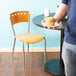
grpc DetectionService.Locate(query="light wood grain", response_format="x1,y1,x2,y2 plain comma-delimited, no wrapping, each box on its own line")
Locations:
0,52,60,76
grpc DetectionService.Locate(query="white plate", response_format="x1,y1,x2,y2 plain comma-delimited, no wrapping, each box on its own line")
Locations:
42,21,60,27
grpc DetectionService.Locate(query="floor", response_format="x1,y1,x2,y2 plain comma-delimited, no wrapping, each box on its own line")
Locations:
0,52,60,76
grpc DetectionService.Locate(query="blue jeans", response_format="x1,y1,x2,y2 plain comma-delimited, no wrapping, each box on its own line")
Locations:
62,41,76,76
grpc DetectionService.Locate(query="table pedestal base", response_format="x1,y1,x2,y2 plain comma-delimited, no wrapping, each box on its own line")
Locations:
44,59,61,75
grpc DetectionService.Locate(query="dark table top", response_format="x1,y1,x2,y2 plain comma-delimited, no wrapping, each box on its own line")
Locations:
32,13,65,75
32,13,67,30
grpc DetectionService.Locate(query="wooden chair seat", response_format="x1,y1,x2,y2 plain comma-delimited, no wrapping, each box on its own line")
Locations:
15,33,44,43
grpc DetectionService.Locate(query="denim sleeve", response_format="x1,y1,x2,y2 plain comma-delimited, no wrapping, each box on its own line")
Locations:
62,0,68,4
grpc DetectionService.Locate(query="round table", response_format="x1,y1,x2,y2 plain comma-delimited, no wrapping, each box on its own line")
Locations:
32,13,67,75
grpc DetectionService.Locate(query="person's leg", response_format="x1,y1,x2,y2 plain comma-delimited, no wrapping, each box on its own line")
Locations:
62,41,76,76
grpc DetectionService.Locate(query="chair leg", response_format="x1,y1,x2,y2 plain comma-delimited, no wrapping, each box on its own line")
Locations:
12,38,16,59
22,42,25,69
27,43,29,53
44,38,47,64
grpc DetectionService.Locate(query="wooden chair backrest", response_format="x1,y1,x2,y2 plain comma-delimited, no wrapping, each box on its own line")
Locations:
10,11,29,25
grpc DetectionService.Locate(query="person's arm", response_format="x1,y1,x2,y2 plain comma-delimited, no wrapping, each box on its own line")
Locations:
54,3,68,23
42,3,68,29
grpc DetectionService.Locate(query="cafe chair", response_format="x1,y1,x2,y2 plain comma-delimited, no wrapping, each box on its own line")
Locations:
10,11,46,68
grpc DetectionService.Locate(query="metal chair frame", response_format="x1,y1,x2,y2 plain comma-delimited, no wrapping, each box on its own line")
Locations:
10,11,47,68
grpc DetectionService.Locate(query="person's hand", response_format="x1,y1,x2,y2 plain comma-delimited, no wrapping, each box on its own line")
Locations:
46,25,59,29
42,17,59,29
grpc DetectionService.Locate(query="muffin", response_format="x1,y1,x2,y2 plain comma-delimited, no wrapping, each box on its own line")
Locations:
44,17,56,26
